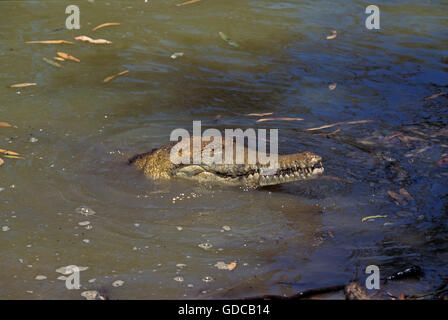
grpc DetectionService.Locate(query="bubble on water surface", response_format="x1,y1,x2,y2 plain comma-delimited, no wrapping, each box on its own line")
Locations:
75,206,96,216
112,280,124,287
198,243,213,250
202,276,214,283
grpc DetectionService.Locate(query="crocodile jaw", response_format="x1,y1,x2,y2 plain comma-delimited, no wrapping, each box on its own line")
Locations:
172,151,324,187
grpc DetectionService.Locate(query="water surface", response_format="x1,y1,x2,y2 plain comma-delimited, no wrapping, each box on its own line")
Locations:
0,0,447,299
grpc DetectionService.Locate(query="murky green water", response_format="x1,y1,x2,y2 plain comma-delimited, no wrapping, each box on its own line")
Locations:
1,0,447,299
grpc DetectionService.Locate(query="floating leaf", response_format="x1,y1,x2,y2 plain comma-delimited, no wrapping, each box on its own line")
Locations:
245,112,273,117
388,190,405,204
424,91,447,100
2,155,24,159
0,122,12,127
9,83,37,88
214,261,237,271
361,215,388,222
177,0,201,6
25,40,74,44
103,70,130,83
54,57,65,62
57,52,80,62
170,52,184,59
218,32,239,48
74,35,112,44
305,120,373,131
43,57,61,68
399,188,413,201
256,117,303,123
0,149,20,156
92,22,121,31
326,30,337,40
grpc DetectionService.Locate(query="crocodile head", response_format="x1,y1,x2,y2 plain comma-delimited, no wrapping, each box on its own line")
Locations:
129,138,324,187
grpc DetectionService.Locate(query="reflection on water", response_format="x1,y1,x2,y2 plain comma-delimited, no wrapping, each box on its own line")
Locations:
0,0,447,299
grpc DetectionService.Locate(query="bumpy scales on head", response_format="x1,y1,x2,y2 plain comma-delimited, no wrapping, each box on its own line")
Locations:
129,137,324,187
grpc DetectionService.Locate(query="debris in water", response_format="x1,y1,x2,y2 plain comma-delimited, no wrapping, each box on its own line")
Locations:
399,188,413,201
177,0,201,6
256,117,304,123
214,261,237,271
81,290,106,300
174,276,184,282
0,149,20,156
57,52,80,62
222,225,231,231
9,83,37,88
361,215,388,222
103,70,130,83
35,275,47,280
75,206,96,216
329,83,337,90
218,32,239,48
385,266,423,283
78,221,90,226
54,57,65,62
198,243,213,250
326,30,337,40
0,122,12,127
245,112,273,117
25,40,74,45
305,120,373,131
0,159,3,167
112,280,124,287
92,22,121,32
424,91,447,100
43,57,61,68
2,226,10,232
202,276,214,283
74,35,112,44
170,52,184,59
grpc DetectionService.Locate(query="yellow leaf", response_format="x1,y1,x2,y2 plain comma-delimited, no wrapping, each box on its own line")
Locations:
54,57,65,61
305,120,373,131
0,122,12,127
177,0,201,6
57,52,80,62
103,70,130,83
256,117,303,123
0,148,20,156
361,215,388,223
92,22,121,31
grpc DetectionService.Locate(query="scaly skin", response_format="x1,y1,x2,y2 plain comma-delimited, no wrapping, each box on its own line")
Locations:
129,138,324,187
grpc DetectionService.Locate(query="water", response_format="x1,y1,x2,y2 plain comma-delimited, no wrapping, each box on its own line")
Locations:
1,0,447,299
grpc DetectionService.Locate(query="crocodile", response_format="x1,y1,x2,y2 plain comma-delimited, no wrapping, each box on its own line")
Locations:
129,137,324,187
